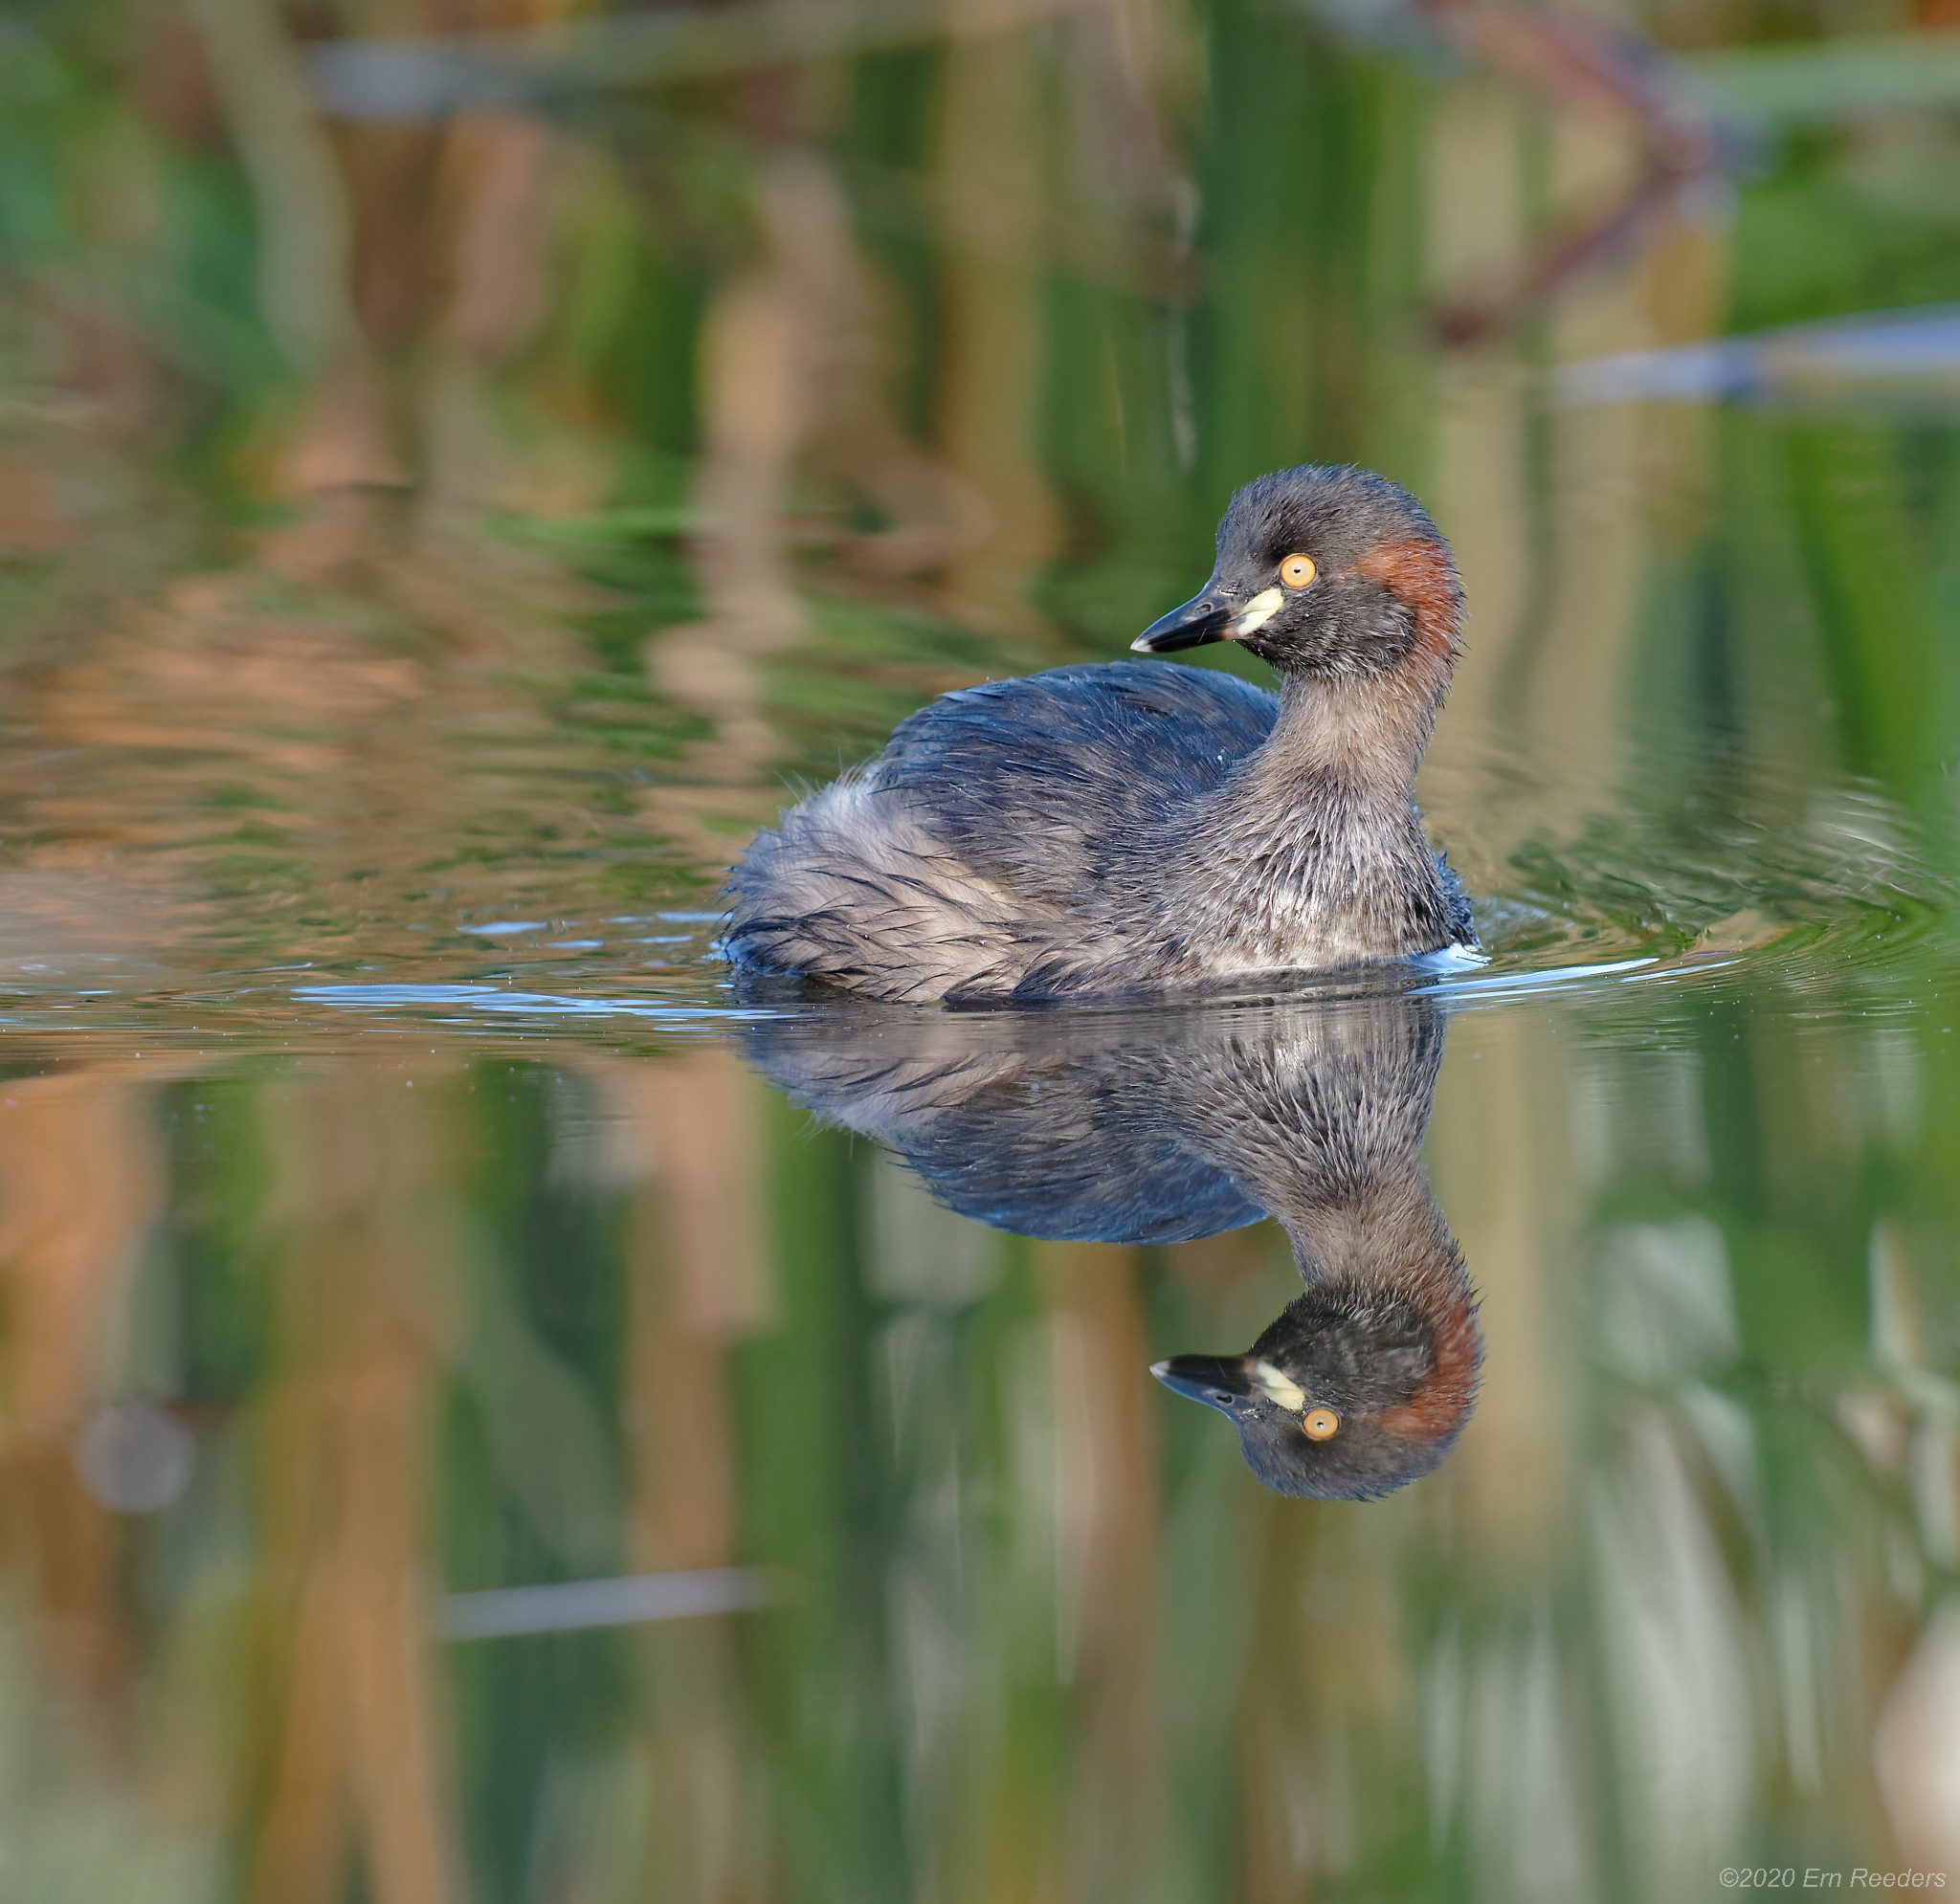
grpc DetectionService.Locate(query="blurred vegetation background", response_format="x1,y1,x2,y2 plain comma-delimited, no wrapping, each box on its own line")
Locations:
3,0,1960,1900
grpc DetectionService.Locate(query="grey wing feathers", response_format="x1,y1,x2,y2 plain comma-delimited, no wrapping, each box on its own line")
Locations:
722,770,1033,1001
1434,852,1477,946
876,662,1276,900
723,661,1279,1001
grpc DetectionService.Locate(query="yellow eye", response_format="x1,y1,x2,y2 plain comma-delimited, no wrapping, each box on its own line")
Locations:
1279,553,1317,588
1302,1407,1340,1442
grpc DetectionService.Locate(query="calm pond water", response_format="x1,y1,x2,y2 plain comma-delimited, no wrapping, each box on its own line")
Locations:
5,4,1960,1901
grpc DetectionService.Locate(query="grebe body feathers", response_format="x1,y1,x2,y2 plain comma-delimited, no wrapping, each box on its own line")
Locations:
724,465,1474,1004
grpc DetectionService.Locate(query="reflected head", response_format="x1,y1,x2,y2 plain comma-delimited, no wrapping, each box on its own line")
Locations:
1152,1279,1481,1500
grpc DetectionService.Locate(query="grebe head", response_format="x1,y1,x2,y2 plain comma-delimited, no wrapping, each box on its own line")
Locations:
1133,464,1463,693
1151,1273,1481,1500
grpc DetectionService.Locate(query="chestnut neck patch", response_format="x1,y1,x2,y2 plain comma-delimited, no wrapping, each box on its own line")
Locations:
1352,536,1464,668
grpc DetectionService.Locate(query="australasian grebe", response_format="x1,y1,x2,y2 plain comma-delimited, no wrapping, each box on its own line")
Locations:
742,993,1480,1498
724,464,1474,1004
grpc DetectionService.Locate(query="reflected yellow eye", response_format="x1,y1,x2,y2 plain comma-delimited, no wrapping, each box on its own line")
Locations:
1302,1407,1340,1441
1279,553,1317,588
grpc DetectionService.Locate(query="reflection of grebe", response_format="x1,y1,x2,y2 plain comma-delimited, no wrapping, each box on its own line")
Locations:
725,466,1474,1004
742,991,1480,1499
